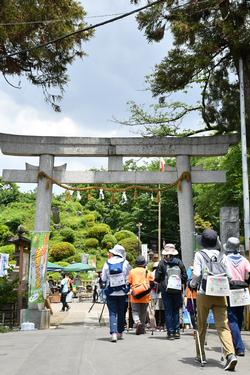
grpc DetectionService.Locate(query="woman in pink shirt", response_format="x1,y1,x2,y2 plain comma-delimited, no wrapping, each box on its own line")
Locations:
225,237,250,357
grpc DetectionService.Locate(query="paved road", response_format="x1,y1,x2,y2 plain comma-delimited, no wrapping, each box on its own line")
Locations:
0,300,249,375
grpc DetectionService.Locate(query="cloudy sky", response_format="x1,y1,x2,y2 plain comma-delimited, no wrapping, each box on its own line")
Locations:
0,0,198,192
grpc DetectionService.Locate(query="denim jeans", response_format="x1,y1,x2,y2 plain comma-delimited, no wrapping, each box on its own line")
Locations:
106,294,127,334
162,291,182,335
227,306,245,353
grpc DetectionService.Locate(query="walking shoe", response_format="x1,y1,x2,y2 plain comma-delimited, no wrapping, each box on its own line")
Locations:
110,333,117,342
136,322,144,335
66,306,70,311
166,333,175,340
236,351,245,357
195,357,207,365
224,354,237,371
117,333,123,340
174,332,180,339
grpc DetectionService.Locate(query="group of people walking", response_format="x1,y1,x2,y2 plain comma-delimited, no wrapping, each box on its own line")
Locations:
102,229,250,372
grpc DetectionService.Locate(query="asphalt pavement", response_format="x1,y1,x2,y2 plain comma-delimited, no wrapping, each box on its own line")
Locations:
0,300,249,375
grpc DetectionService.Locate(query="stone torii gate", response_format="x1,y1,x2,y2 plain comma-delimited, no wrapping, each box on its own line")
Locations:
0,132,238,268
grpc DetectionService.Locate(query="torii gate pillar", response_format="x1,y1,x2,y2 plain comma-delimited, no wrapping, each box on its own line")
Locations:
176,155,194,267
34,155,54,232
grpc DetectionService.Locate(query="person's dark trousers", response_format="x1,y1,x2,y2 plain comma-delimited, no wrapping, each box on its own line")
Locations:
227,306,245,354
61,292,69,311
106,295,127,334
155,310,165,328
162,291,182,335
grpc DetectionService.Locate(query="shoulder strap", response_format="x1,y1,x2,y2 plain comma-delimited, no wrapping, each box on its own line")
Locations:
200,250,212,263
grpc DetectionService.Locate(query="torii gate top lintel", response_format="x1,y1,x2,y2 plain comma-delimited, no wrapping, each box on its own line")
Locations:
0,132,240,268
0,133,239,157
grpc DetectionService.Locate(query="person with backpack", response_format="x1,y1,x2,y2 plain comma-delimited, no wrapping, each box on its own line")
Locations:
190,228,237,371
128,255,154,335
101,244,131,342
224,237,250,357
59,273,71,312
155,243,187,340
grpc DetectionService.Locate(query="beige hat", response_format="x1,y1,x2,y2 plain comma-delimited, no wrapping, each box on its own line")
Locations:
162,243,178,256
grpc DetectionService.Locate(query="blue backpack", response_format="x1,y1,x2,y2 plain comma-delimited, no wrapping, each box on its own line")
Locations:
105,260,126,296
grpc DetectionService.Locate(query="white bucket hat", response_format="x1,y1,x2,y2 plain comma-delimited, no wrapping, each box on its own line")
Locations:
223,237,240,253
109,244,125,257
162,243,178,256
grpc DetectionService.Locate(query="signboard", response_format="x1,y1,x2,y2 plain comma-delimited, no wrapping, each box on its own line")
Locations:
229,288,250,307
0,253,9,277
81,253,89,264
206,275,230,297
88,254,96,269
28,232,49,305
141,244,148,262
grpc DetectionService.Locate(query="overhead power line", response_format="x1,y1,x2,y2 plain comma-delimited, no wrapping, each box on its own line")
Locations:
0,0,220,61
1,0,166,59
0,13,127,26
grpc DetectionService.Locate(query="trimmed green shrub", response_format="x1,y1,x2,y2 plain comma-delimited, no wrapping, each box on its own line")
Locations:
4,216,24,233
0,225,12,245
0,244,15,256
84,238,99,248
82,212,97,224
101,234,117,249
66,253,82,263
86,223,111,240
0,277,18,305
114,230,137,242
59,227,75,243
49,242,76,261
118,237,139,265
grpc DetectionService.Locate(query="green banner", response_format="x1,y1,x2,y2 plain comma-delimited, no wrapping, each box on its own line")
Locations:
28,232,49,305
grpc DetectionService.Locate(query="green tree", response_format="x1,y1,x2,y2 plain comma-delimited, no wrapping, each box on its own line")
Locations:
0,178,20,206
129,1,250,145
0,1,94,110
193,145,246,231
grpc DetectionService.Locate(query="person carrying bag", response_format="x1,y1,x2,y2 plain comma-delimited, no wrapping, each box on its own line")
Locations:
224,237,250,357
128,255,154,335
190,229,238,371
155,243,187,340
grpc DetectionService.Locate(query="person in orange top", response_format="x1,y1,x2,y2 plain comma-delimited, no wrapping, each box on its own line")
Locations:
128,255,154,335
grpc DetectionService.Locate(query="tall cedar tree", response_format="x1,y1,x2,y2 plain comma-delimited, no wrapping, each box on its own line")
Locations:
0,0,93,111
130,0,250,146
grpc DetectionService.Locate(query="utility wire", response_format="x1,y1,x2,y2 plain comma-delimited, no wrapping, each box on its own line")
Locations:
0,0,217,27
1,0,166,59
0,0,224,63
0,13,126,26
1,0,215,60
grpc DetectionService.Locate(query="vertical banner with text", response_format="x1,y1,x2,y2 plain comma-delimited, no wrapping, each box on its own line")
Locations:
28,232,49,305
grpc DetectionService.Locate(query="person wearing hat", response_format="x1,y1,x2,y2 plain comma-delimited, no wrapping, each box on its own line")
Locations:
128,255,154,335
101,244,131,342
190,229,237,371
224,237,250,357
151,262,165,330
154,243,187,340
